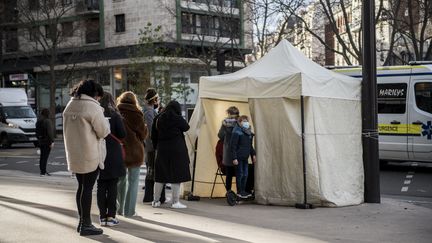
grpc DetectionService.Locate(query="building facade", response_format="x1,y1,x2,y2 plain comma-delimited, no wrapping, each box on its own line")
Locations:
0,0,252,114
288,0,429,67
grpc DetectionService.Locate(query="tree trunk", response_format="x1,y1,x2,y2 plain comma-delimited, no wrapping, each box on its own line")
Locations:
49,59,57,138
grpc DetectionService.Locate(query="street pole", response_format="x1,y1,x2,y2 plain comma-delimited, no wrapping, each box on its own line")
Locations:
362,0,380,203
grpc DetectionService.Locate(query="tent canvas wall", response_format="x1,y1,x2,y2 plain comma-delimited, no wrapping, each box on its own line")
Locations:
185,40,364,207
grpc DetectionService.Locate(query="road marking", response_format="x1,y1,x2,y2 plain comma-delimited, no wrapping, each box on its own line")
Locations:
34,163,39,166
406,175,413,179
55,156,65,159
404,180,411,185
411,162,418,167
408,171,415,175
0,164,7,167
401,187,409,192
16,161,29,164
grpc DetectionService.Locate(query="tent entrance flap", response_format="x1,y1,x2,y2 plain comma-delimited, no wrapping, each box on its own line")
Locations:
191,99,252,197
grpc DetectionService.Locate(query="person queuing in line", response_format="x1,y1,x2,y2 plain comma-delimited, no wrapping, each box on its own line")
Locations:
116,91,148,217
35,108,54,177
230,115,256,198
151,100,191,209
217,106,240,192
142,88,166,204
97,91,127,227
63,80,110,236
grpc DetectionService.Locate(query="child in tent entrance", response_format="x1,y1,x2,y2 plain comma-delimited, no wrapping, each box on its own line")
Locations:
230,115,256,198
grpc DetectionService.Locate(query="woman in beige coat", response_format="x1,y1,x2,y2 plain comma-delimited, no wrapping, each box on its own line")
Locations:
63,80,110,236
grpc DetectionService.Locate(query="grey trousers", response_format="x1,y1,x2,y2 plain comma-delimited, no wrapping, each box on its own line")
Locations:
154,182,181,203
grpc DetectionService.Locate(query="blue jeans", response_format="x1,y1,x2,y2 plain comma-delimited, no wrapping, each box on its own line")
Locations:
117,167,140,216
235,159,249,194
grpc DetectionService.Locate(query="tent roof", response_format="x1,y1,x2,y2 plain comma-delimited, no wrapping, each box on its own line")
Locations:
199,40,361,101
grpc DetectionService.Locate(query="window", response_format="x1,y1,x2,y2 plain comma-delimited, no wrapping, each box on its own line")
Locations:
172,77,188,83
43,0,55,8
115,14,125,33
377,83,407,114
182,12,196,34
61,22,74,37
181,12,240,38
85,18,100,43
45,24,57,39
415,82,432,114
86,0,99,10
29,0,40,10
5,28,18,52
29,26,39,41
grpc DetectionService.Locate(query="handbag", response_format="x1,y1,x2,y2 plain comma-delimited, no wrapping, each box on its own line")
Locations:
109,134,126,160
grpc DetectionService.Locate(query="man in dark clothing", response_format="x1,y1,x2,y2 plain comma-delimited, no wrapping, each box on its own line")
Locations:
217,106,240,191
36,108,54,176
142,88,166,203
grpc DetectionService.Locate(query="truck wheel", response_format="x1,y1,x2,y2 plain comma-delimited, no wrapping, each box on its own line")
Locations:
0,134,11,148
379,160,389,169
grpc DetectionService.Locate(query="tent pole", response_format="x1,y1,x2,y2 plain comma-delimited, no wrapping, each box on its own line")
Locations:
187,138,200,201
295,95,313,209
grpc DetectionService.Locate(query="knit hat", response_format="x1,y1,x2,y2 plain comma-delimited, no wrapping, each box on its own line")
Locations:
145,88,158,102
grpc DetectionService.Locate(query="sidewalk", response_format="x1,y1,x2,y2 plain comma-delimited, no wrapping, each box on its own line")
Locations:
0,170,431,243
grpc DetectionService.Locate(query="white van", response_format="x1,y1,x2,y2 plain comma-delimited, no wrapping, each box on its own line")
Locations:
0,88,38,148
334,64,432,163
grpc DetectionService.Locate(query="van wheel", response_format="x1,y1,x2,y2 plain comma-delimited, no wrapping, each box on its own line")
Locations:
380,160,389,169
0,134,11,148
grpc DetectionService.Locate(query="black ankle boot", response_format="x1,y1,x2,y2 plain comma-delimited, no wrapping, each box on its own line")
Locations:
76,221,81,233
80,224,103,236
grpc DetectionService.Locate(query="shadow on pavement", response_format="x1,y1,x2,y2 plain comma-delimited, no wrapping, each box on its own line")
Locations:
0,195,244,243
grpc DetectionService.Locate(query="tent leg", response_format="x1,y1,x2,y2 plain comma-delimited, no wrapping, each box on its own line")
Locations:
187,138,200,201
295,96,314,209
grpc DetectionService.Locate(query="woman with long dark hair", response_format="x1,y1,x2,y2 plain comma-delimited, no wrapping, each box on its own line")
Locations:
97,91,126,226
63,80,110,236
152,100,191,209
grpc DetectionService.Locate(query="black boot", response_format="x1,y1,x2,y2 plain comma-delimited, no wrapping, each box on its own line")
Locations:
80,224,103,236
76,221,81,233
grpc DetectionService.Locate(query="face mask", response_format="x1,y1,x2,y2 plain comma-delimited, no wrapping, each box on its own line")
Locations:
242,121,250,129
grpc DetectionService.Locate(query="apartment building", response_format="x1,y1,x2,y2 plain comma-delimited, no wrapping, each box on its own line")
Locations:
288,0,428,67
0,0,252,111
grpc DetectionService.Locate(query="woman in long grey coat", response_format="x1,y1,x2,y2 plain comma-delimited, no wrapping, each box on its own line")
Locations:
151,100,191,209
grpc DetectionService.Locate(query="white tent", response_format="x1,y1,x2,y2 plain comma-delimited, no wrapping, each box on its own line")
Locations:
185,40,364,207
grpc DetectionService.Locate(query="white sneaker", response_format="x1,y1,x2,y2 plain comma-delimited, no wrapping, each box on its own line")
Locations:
171,202,187,209
152,201,161,208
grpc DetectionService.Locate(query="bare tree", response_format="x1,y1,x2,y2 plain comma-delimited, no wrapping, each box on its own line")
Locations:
159,0,249,75
279,0,385,65
10,0,96,131
383,0,432,64
246,0,303,59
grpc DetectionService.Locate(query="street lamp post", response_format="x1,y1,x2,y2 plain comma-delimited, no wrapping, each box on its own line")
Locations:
362,0,380,203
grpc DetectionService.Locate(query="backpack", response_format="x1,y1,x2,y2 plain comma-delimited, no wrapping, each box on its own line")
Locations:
215,139,225,174
35,119,44,140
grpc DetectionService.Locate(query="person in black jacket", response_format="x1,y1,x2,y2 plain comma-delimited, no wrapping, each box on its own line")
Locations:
151,100,191,209
230,115,256,198
142,88,165,204
217,106,240,191
36,108,54,176
97,92,126,227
